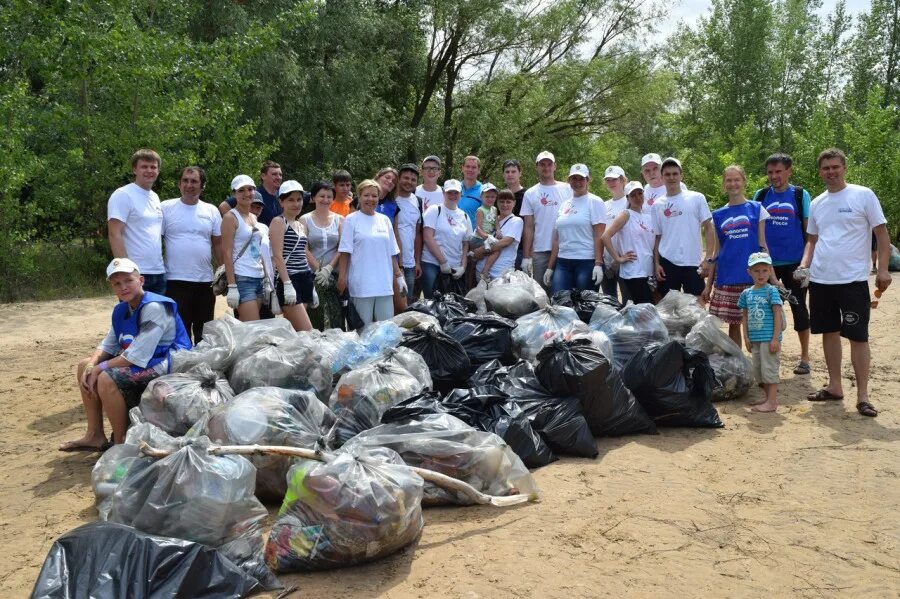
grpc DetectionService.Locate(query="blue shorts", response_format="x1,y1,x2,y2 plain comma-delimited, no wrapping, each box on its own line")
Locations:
234,275,264,304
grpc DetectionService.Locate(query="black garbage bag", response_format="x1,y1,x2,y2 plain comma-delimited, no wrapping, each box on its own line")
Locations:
380,390,452,424
31,522,260,599
444,313,517,367
107,441,278,589
400,326,471,392
470,360,597,458
442,387,557,468
406,292,474,326
622,341,723,428
551,289,621,323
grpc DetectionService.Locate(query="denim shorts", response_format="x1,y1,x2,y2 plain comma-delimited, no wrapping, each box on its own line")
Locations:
234,275,264,304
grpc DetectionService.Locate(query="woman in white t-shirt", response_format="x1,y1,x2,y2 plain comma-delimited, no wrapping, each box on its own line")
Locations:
420,179,472,298
337,179,406,327
222,175,266,322
545,164,607,294
601,182,657,304
477,189,523,280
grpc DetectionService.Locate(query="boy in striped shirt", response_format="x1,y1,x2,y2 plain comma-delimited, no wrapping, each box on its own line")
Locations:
737,252,784,413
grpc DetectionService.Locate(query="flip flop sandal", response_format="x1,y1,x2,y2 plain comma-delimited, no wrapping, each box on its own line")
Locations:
856,402,878,417
793,361,811,375
807,389,844,401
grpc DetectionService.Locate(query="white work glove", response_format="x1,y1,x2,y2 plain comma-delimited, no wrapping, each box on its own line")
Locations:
226,284,240,309
315,264,332,286
793,266,811,289
451,264,465,279
543,268,554,287
282,281,297,305
484,235,499,252
311,287,320,308
521,257,533,276
396,275,408,296
439,262,452,275
592,265,603,286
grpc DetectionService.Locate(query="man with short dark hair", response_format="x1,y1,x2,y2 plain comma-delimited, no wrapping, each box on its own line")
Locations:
520,151,572,288
160,167,222,343
331,170,353,216
502,159,525,215
396,163,423,302
797,148,891,417
218,160,284,225
752,153,813,374
107,149,167,294
651,157,715,297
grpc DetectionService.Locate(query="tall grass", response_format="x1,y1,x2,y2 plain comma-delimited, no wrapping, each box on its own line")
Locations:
0,240,110,302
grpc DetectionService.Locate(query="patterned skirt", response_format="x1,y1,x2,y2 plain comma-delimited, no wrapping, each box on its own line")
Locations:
709,284,750,324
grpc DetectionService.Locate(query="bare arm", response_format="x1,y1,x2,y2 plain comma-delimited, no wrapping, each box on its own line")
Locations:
414,221,423,276
108,219,127,258
601,211,628,262
475,210,488,238
874,224,892,292
336,252,350,295
701,218,716,262
653,234,666,280
218,201,232,217
211,235,223,267
522,215,535,258
327,217,344,270
269,218,291,283
592,223,606,265
220,212,238,285
547,229,559,270
799,233,818,269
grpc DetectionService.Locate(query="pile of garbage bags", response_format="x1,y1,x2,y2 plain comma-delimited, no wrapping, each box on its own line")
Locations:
199,387,334,501
407,292,474,326
229,334,332,401
343,414,538,506
551,289,621,323
107,440,278,589
512,305,589,362
593,303,669,369
265,446,424,572
655,290,708,339
686,315,753,401
138,364,234,435
444,313,517,367
400,326,471,392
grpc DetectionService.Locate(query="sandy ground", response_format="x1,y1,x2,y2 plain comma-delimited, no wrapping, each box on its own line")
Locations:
1,280,898,598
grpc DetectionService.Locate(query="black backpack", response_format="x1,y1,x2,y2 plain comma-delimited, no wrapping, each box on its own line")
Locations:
753,185,806,242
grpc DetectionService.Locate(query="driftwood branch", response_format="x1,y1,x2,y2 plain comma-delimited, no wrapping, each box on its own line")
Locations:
139,442,539,508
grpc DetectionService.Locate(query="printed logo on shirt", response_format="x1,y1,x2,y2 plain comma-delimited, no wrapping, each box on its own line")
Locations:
638,220,653,233
720,215,751,240
662,204,683,218
838,207,853,214
765,201,795,227
539,194,559,207
559,202,577,216
446,214,461,227
118,333,135,349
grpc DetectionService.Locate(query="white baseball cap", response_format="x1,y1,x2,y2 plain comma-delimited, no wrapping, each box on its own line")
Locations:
604,165,626,179
624,181,643,196
106,257,140,280
661,156,682,171
230,174,255,191
481,183,498,194
568,164,590,178
278,180,304,197
535,151,555,164
641,153,663,167
443,179,462,193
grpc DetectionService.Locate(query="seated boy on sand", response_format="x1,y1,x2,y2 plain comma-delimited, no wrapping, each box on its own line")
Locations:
59,258,191,452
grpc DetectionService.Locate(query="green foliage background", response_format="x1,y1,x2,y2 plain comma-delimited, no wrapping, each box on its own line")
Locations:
0,0,897,300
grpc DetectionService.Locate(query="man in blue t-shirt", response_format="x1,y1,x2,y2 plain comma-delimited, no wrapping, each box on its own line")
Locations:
753,153,812,375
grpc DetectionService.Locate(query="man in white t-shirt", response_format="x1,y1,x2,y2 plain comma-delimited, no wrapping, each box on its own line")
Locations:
651,157,715,297
160,166,223,343
520,150,572,289
107,149,166,294
641,152,686,207
415,155,444,213
797,148,891,417
396,163,423,302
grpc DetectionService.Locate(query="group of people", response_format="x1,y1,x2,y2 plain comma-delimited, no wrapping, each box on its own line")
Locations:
59,145,893,452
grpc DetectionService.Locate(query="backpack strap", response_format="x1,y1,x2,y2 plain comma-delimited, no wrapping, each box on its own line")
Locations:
793,186,807,242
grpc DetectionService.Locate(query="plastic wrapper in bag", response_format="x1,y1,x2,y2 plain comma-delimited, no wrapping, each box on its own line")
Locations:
465,279,489,314
366,346,433,390
31,522,260,599
391,311,442,332
551,289,621,323
444,313,517,367
484,284,540,319
359,321,403,355
265,446,424,572
709,353,753,401
107,440,278,589
91,423,180,520
622,341,723,428
512,305,588,362
202,387,334,502
656,290,708,337
138,364,234,435
343,413,539,505
685,314,742,357
399,326,471,392
588,302,620,329
327,361,427,447
595,303,669,369
471,360,597,458
170,313,240,373
406,292,475,326
314,329,366,375
229,333,332,402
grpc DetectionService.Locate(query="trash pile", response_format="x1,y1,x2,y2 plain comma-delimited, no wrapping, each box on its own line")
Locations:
37,284,756,595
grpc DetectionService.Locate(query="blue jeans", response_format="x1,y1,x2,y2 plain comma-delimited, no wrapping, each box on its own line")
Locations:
551,258,596,295
234,275,264,304
142,273,167,295
403,266,417,303
420,262,441,300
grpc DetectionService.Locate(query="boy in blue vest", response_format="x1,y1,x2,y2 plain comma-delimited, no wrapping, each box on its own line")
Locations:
59,258,191,452
737,252,784,413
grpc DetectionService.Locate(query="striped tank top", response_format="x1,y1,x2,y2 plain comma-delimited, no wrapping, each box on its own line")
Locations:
281,216,310,274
